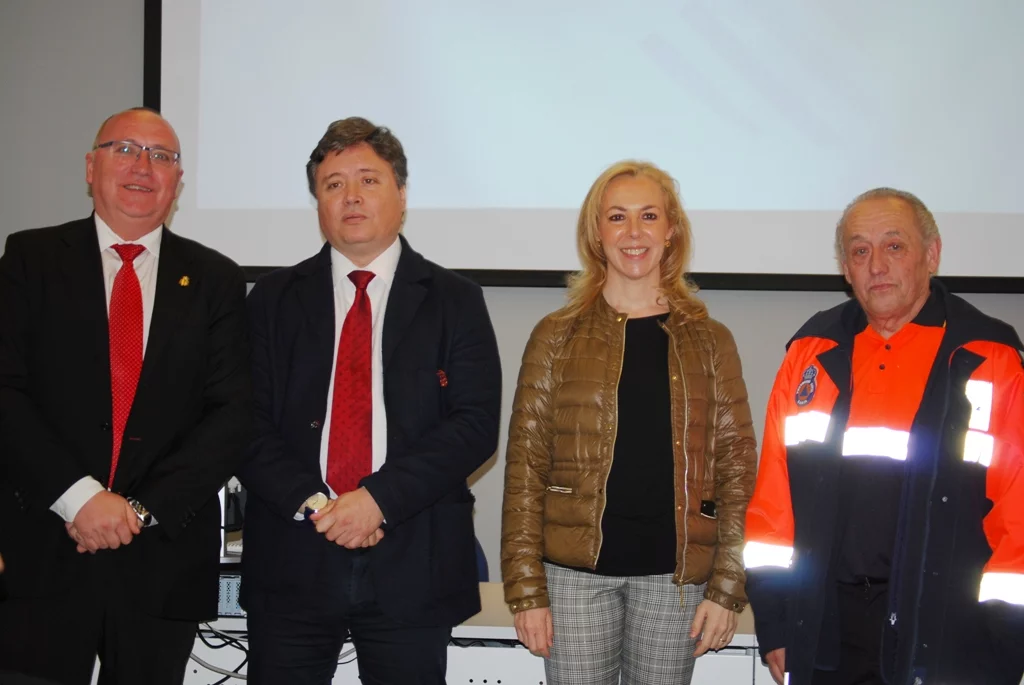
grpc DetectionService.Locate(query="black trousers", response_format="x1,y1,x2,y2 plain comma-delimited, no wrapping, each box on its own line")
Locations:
246,552,451,685
0,558,196,685
812,581,889,685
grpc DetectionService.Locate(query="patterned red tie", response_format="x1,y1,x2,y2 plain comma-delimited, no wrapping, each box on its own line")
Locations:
107,244,146,488
326,270,375,495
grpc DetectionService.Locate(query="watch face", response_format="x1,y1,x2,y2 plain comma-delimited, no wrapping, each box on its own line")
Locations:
307,493,329,512
129,500,150,526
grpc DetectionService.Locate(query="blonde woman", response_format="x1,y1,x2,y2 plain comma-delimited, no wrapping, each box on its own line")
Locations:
501,161,757,684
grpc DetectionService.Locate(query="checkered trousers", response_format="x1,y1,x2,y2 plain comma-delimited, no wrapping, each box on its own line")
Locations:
543,562,706,685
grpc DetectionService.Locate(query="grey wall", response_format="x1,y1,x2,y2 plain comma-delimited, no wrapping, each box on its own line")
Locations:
0,0,145,242
3,0,1021,580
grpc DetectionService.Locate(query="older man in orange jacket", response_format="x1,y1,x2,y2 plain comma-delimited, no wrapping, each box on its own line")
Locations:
744,188,1024,685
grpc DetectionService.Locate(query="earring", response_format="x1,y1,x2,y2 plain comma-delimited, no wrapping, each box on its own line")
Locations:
664,239,671,248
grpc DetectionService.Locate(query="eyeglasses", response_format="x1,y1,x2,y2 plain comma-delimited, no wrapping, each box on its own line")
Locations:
94,140,181,168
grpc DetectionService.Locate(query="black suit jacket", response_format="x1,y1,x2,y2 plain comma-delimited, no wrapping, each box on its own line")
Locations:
0,216,252,620
238,237,501,627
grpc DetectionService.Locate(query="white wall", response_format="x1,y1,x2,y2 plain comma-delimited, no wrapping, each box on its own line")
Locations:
2,0,1021,581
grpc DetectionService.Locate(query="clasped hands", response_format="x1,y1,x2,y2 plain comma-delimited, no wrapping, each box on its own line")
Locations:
66,487,388,553
309,487,385,549
65,491,142,554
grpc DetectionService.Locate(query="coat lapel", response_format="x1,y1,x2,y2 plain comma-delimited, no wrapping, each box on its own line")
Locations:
57,217,111,403
295,242,336,388
382,236,431,370
137,229,194,390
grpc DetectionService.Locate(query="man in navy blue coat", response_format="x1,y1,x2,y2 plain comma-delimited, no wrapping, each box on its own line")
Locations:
238,117,502,684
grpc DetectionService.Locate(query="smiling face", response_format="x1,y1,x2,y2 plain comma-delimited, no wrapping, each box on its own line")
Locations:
598,175,673,287
314,142,406,267
85,110,182,240
841,196,940,331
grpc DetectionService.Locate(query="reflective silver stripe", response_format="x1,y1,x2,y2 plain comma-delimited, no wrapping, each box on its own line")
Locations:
841,426,910,461
783,411,831,445
743,541,794,569
979,572,1024,605
963,429,994,467
962,380,995,467
965,380,993,431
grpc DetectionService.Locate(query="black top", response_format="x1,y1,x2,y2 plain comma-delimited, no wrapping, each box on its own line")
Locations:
592,313,678,576
835,293,946,584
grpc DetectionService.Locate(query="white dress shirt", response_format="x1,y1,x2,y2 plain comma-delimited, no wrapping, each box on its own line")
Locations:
319,237,402,498
49,215,163,523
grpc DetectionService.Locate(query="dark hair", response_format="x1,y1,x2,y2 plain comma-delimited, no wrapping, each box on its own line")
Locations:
306,117,408,196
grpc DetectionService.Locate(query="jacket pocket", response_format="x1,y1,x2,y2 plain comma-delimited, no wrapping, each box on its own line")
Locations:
542,487,584,531
688,510,719,546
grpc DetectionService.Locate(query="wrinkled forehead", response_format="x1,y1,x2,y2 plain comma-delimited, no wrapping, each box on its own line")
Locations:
844,197,919,242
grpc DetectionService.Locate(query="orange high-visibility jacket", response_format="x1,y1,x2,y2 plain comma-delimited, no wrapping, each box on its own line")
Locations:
743,282,1024,685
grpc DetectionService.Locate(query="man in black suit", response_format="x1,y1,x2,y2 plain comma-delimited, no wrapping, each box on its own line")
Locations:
0,107,252,684
238,117,501,684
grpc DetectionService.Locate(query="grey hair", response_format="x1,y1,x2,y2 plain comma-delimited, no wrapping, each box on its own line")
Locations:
834,187,940,265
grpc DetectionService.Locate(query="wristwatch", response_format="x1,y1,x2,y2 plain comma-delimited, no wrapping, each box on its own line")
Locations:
126,498,152,527
297,492,329,521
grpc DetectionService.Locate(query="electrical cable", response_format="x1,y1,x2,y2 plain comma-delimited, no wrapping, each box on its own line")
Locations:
188,652,248,681
191,624,249,681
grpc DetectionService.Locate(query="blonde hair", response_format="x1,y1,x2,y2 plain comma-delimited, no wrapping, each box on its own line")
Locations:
562,160,707,321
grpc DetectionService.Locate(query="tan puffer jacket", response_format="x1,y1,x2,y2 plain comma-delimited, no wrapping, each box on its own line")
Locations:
501,296,757,614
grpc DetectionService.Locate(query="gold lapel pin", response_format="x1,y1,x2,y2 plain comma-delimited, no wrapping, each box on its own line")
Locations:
179,276,190,287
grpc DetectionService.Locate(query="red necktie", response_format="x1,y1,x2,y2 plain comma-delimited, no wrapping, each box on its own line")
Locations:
326,270,375,495
108,244,146,488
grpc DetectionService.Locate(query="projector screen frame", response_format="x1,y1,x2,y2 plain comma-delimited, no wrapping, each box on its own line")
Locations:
144,0,1023,293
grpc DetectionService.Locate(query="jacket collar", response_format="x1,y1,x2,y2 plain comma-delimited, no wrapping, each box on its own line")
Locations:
788,278,1023,354
589,291,707,333
291,234,433,369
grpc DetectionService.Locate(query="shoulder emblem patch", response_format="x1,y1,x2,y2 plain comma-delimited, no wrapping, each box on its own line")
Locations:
795,364,818,406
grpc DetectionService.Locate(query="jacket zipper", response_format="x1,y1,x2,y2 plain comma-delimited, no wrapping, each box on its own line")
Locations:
886,346,959,661
594,313,628,565
671,326,692,594
661,322,684,592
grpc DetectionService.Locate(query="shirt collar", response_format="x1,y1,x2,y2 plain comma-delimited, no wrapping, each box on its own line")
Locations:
853,284,946,337
94,214,163,259
330,236,402,291
909,288,945,328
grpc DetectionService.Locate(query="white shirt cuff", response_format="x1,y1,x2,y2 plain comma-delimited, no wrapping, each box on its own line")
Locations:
50,477,106,523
